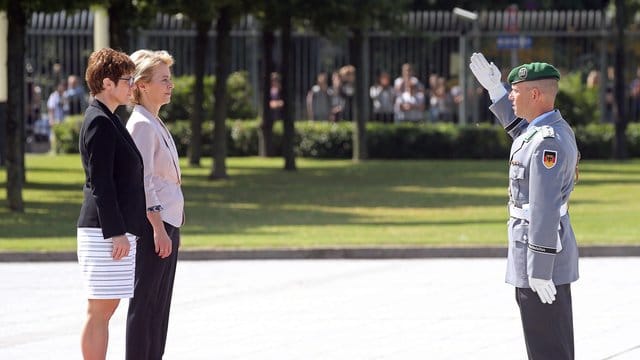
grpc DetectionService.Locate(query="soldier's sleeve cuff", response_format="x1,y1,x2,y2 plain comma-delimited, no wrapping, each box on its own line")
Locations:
505,117,523,132
528,243,557,254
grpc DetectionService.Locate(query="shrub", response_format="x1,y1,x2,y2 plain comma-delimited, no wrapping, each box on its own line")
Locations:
227,71,258,119
626,123,640,156
556,72,600,126
367,123,458,159
160,75,214,122
52,115,83,154
573,123,614,159
160,71,257,122
295,122,352,158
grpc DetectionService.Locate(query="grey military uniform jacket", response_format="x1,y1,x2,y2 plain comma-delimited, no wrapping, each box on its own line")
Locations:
490,95,579,288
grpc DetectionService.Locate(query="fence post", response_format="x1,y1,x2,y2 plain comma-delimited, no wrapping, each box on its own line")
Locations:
92,5,109,50
599,10,608,123
453,7,479,125
471,19,480,124
0,11,7,166
458,31,467,125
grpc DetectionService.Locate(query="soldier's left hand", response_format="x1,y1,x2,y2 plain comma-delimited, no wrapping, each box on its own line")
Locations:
529,277,557,304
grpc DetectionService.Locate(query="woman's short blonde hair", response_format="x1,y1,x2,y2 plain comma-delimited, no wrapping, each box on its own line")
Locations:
130,50,174,105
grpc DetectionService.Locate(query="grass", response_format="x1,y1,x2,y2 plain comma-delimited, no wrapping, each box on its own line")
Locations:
0,154,639,252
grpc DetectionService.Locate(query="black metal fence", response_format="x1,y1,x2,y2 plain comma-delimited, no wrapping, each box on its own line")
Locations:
24,9,640,123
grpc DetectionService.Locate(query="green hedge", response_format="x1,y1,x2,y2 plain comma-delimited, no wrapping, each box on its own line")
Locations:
165,120,640,160
53,117,640,160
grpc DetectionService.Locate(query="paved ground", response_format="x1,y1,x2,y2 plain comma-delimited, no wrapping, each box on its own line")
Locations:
1,257,638,359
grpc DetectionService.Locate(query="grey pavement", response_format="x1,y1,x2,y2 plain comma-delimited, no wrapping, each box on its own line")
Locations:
0,257,638,359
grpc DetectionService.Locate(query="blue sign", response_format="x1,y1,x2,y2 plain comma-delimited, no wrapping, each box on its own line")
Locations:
496,36,533,49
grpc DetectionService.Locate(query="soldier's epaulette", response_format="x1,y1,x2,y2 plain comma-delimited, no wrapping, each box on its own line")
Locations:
540,125,555,138
524,128,539,142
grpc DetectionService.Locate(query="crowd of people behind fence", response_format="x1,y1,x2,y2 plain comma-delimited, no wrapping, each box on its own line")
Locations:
26,72,88,144
307,63,461,124
25,61,640,149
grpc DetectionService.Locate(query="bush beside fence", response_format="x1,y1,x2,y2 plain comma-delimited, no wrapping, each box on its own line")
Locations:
53,117,640,160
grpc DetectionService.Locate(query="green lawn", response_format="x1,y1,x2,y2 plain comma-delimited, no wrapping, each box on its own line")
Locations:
1,154,639,252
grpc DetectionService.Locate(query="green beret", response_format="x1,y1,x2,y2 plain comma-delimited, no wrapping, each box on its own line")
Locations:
507,62,560,84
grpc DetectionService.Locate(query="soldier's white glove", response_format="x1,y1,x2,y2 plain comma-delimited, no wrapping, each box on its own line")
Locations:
469,52,508,102
529,277,557,304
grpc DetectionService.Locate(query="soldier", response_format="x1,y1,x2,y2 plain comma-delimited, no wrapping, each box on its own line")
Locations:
470,53,579,360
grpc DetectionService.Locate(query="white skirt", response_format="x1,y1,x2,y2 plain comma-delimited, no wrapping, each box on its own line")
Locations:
77,227,137,299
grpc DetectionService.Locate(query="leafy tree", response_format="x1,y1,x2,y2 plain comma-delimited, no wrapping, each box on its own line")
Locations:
252,0,278,158
155,0,217,167
0,0,90,212
100,0,157,120
280,2,297,170
252,0,303,170
210,3,248,179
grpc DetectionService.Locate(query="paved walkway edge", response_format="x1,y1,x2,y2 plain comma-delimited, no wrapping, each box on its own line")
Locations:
1,245,639,262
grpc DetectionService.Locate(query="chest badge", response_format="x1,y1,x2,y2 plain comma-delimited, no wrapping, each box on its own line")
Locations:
543,150,558,169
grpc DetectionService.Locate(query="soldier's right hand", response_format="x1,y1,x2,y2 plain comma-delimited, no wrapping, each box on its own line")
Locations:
469,53,507,101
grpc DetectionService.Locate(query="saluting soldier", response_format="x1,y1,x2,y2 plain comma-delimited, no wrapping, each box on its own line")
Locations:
470,53,580,360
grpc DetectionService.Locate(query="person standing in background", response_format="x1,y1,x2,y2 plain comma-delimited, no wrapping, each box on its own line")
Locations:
394,63,423,94
330,71,346,121
125,49,184,360
306,72,332,121
269,72,284,121
369,71,395,123
394,81,425,123
47,81,66,126
64,74,88,116
338,65,356,120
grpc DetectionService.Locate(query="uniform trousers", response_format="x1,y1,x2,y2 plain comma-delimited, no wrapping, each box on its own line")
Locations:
515,284,574,360
126,222,180,360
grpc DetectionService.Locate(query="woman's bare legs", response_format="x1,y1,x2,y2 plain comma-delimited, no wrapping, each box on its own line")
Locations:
81,299,120,360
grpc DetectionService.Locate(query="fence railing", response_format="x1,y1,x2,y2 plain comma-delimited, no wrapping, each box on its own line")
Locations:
25,9,640,124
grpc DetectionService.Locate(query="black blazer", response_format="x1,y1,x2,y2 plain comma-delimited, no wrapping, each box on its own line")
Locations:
77,100,150,239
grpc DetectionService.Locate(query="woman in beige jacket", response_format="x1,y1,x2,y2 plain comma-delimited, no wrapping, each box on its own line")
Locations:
125,50,184,360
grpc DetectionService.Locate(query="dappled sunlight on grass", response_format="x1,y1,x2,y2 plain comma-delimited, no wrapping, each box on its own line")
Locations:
1,155,639,250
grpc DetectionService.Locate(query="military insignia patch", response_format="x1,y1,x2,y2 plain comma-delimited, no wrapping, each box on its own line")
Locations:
543,150,557,169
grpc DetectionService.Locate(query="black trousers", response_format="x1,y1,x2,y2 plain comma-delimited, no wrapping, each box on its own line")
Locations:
515,284,574,360
126,222,180,360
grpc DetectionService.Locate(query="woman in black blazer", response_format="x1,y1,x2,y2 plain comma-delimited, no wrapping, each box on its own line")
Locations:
76,48,149,360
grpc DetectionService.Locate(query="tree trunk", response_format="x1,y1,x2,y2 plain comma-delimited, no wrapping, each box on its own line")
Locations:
108,0,133,122
107,0,132,52
613,0,627,159
281,13,296,171
259,28,276,157
189,20,211,167
350,28,368,161
6,1,26,212
209,7,232,180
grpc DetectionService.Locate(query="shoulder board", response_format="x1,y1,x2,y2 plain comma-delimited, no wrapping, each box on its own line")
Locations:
524,127,539,142
541,125,555,138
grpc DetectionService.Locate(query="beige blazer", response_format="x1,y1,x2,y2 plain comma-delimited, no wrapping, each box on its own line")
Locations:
126,105,184,228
